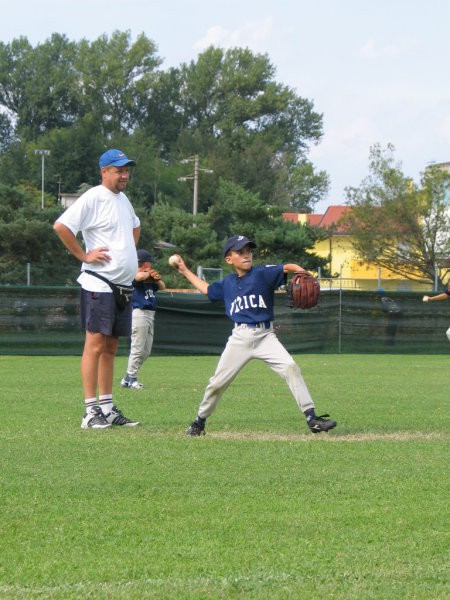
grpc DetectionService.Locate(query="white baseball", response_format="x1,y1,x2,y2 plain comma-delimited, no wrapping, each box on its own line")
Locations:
422,296,429,302
168,254,180,268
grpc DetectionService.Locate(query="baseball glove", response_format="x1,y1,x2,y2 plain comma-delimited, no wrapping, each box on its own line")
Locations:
287,271,320,309
144,268,161,282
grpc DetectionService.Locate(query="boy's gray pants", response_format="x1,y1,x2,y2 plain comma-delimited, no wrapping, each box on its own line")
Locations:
126,308,155,377
197,323,314,419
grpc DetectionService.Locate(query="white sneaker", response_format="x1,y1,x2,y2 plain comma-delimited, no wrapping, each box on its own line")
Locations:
121,378,144,389
129,380,144,389
81,406,111,429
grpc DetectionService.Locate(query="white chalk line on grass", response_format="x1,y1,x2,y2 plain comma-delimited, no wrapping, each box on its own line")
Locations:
134,430,448,443
0,573,299,597
4,430,447,444
208,430,448,443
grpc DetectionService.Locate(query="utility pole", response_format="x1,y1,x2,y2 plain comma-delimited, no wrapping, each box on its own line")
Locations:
34,149,51,209
178,154,213,226
56,176,63,203
193,154,199,217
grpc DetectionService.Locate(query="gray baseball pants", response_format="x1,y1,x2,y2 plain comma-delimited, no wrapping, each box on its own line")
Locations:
126,308,155,378
197,323,315,419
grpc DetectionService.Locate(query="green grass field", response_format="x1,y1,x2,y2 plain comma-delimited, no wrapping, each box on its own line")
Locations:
0,354,448,599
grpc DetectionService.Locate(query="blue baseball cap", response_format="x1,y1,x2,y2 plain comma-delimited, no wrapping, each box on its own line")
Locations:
223,235,256,256
99,148,136,168
137,249,155,263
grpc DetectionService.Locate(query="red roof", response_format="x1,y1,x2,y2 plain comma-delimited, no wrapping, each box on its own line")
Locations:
306,214,323,227
283,212,299,223
283,205,351,234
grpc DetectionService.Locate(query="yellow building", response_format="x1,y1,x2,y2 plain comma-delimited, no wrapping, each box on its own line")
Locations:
283,206,429,291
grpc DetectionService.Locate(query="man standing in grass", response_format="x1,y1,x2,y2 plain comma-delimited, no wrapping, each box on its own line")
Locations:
53,149,141,429
172,235,337,436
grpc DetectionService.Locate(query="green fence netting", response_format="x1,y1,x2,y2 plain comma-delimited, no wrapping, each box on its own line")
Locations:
0,286,448,355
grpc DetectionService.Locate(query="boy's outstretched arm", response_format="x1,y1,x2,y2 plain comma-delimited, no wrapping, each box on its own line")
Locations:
173,255,209,295
283,263,309,274
423,292,448,302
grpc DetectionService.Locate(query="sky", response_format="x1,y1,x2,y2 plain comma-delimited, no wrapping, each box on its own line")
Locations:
2,0,449,213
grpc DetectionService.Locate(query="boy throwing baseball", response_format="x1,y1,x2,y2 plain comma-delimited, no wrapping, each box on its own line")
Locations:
172,234,337,436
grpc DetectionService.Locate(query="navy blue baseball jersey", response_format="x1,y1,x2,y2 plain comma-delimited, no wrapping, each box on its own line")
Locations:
132,281,159,310
207,264,286,323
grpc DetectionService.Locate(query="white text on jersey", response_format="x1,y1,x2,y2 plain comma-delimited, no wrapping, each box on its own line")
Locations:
230,294,267,314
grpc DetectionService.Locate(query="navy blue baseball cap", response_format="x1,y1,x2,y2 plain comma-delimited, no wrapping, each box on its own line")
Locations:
223,235,256,256
99,148,136,168
137,249,155,263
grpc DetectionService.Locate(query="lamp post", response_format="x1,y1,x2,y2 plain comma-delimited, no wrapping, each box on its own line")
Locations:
178,154,213,225
34,149,51,209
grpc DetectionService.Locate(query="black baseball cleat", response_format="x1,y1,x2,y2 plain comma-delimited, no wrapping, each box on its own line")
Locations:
105,406,140,427
307,414,337,433
81,406,111,429
187,421,206,436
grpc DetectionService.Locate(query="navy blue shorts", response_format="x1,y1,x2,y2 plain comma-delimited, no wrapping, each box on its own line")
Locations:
80,289,132,337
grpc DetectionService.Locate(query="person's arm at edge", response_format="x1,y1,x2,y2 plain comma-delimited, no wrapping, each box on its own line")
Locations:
423,292,448,302
134,267,166,290
174,255,209,295
53,221,110,264
133,226,141,247
283,263,309,275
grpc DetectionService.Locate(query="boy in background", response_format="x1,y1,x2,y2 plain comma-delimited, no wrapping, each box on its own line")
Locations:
121,249,166,389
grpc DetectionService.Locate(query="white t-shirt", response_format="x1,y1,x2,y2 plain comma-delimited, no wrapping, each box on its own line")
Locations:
56,184,141,292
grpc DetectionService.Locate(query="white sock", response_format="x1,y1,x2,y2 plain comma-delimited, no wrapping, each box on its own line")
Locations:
99,395,113,415
84,397,97,412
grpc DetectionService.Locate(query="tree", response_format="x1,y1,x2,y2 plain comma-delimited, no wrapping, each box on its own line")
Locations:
76,31,161,137
0,111,13,152
206,180,330,271
136,67,185,151
0,31,161,143
0,34,79,140
284,158,330,212
175,46,328,210
343,144,450,286
0,182,79,284
149,179,330,283
0,34,329,215
0,32,333,285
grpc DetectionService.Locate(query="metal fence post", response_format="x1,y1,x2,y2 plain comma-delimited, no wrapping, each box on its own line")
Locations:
338,273,342,353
